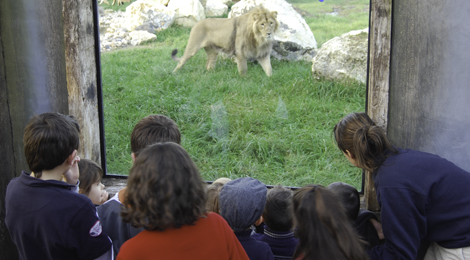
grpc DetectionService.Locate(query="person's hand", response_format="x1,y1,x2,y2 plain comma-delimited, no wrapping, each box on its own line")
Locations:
99,183,109,205
370,218,385,240
64,155,80,185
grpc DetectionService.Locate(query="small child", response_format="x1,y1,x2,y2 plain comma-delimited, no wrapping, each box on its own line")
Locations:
219,177,274,260
327,181,384,250
252,185,298,259
116,142,249,260
292,185,368,260
5,112,112,259
78,159,109,205
205,177,231,214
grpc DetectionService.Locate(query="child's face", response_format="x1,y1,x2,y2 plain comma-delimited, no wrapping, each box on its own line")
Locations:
87,181,106,205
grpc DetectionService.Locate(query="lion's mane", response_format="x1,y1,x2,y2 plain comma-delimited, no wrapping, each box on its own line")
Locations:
172,6,280,77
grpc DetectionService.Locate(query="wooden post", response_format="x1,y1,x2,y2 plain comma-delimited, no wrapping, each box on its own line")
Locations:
63,0,102,164
365,0,393,211
0,29,19,260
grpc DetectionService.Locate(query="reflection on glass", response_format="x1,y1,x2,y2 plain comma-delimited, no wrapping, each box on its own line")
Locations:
100,0,370,190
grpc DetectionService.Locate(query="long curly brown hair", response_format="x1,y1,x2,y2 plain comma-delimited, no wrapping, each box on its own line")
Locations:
121,142,207,231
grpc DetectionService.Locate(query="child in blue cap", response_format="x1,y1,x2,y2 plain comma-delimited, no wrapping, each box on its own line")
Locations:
219,177,274,260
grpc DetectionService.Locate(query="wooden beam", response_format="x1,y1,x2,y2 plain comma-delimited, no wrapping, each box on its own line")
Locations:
365,0,392,211
63,0,102,164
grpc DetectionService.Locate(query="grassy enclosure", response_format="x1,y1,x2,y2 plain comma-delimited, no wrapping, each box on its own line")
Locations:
100,0,369,189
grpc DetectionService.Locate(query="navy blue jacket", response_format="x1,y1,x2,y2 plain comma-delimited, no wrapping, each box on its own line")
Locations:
5,171,112,260
97,193,143,258
355,209,384,250
236,230,274,260
369,148,470,260
252,225,298,258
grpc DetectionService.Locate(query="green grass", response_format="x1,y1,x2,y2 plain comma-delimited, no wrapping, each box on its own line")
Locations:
290,0,370,47
101,1,369,190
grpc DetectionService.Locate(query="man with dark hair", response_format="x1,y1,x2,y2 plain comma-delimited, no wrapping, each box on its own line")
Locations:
5,113,112,260
98,114,181,257
253,185,298,259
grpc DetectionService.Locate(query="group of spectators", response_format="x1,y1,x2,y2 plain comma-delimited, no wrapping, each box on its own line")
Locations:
4,112,470,260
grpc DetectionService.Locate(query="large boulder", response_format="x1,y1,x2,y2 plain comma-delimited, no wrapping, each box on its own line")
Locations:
129,30,157,46
168,0,206,27
229,0,317,61
205,0,228,17
311,28,369,84
150,0,170,5
126,0,175,33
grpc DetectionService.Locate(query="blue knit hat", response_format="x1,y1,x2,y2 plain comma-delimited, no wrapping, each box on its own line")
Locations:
219,177,267,232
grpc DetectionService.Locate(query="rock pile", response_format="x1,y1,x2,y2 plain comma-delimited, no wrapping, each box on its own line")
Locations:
99,10,159,52
98,0,175,52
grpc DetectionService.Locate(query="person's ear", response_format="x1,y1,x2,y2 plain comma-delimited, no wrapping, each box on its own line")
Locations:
131,153,136,162
66,150,78,165
255,216,263,226
345,150,355,159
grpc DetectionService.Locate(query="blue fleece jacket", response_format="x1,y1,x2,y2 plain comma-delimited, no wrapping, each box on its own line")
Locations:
369,148,470,260
252,225,298,258
5,171,112,260
236,230,274,260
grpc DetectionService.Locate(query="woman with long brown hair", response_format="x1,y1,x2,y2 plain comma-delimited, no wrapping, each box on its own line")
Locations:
334,112,470,260
292,185,368,260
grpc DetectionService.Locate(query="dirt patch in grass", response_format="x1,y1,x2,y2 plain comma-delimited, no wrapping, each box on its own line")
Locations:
293,6,313,18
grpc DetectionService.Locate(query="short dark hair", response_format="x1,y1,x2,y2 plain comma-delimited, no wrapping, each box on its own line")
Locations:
327,182,360,221
78,159,103,195
130,115,181,157
23,113,80,175
263,185,294,232
121,142,206,231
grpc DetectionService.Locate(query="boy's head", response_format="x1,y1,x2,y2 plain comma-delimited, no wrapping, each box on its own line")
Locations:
205,178,232,214
23,113,80,174
263,185,294,232
327,182,360,221
130,114,181,158
219,177,267,232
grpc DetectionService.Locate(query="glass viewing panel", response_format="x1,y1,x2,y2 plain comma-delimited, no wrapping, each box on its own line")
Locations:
99,0,370,191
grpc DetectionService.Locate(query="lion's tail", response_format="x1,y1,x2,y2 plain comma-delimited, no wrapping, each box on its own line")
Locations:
171,49,180,62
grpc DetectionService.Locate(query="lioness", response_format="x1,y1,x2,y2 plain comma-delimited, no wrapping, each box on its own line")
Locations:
172,6,279,77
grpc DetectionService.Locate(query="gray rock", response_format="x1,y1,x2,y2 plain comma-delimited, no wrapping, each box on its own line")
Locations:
311,28,368,83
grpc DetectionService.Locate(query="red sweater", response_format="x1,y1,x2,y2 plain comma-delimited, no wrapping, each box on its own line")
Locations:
117,213,249,260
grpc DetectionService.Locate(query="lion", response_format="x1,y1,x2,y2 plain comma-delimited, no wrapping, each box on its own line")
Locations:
171,6,279,77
